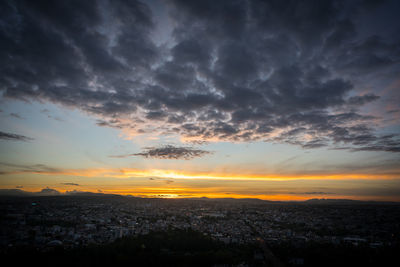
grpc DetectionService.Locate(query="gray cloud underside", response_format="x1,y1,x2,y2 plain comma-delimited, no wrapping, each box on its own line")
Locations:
0,131,33,141
1,0,400,151
112,145,212,160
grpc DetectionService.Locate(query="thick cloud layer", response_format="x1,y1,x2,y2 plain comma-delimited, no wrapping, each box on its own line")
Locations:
1,0,400,151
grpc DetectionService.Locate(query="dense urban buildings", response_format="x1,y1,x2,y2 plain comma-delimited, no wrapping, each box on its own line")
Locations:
1,195,399,266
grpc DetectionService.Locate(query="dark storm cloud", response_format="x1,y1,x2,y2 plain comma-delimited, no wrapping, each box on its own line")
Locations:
1,0,399,152
112,145,212,160
0,131,33,141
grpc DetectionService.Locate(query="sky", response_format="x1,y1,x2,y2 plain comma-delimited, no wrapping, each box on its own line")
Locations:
0,0,400,201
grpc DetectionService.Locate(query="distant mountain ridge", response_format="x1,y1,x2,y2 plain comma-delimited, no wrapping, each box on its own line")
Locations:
0,188,118,197
0,188,398,204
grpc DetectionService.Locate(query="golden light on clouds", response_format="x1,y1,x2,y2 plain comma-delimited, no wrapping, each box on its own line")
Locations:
2,165,399,202
2,166,399,181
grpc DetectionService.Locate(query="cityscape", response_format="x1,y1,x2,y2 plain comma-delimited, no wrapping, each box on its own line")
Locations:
1,193,399,266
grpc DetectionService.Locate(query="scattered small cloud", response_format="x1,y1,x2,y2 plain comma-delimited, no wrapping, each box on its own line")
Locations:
50,116,64,122
0,162,61,174
347,94,380,106
111,145,212,160
40,108,64,121
184,140,210,145
61,182,80,186
9,113,24,119
387,109,400,114
0,131,33,141
147,177,174,184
